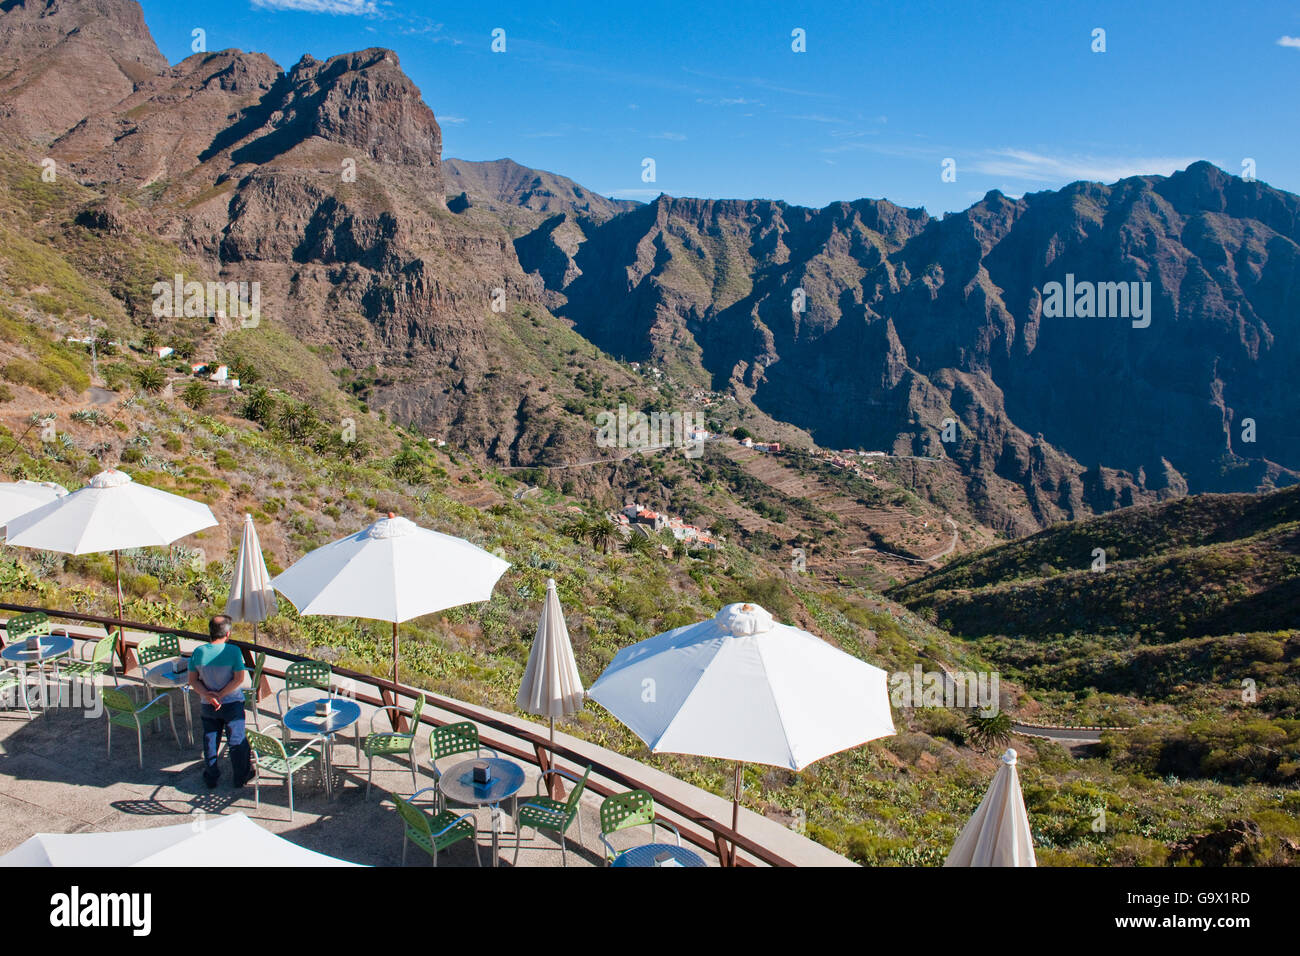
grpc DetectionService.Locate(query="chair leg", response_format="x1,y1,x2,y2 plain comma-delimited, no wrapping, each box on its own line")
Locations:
136,724,144,769
513,821,526,866
168,709,181,750
287,773,294,822
561,833,567,868
409,753,417,791
366,755,373,799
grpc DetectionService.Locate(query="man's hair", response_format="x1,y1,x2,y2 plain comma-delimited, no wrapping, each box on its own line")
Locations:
209,615,233,641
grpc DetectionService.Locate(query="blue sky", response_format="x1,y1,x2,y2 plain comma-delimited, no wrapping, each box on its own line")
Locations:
138,0,1300,215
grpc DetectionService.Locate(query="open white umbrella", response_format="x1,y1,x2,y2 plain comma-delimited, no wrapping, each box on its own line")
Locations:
270,514,510,686
0,812,359,866
944,747,1037,867
4,468,217,657
517,578,585,770
0,480,67,531
588,602,895,859
225,513,277,643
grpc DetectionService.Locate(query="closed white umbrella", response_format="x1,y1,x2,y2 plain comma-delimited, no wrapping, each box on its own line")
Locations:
517,578,585,768
0,812,359,866
0,480,67,531
588,602,895,859
270,514,510,685
4,468,217,657
225,514,277,642
944,747,1037,867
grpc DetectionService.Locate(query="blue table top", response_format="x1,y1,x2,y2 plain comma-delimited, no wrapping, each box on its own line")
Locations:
284,697,361,736
1,634,74,663
438,757,526,806
612,843,706,868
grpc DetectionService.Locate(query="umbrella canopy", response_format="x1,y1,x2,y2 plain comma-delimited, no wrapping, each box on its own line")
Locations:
944,748,1037,867
0,812,359,866
0,480,67,531
588,602,895,771
225,513,277,627
4,469,216,554
3,468,217,656
270,514,510,684
517,578,585,719
518,578,585,775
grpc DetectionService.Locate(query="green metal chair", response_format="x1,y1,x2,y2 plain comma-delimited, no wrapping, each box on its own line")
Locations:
102,687,181,768
363,693,425,799
428,720,498,811
513,765,591,867
0,667,33,719
247,726,327,821
275,660,332,721
394,788,481,867
63,632,120,687
5,611,61,646
242,651,266,731
598,789,681,864
136,632,182,670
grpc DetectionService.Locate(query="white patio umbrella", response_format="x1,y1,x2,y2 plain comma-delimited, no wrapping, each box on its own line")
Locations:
0,812,359,866
0,480,67,532
588,602,895,858
225,513,277,643
944,747,1037,867
517,578,585,765
4,468,217,655
270,514,511,686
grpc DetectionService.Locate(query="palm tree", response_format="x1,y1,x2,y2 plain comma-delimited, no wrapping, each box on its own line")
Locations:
171,340,197,362
622,531,652,556
277,402,320,444
240,385,275,426
588,517,617,554
133,366,166,394
965,712,1013,753
180,380,207,410
560,516,591,544
391,445,424,482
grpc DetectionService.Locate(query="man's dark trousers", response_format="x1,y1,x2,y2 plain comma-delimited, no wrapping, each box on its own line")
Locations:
200,701,251,785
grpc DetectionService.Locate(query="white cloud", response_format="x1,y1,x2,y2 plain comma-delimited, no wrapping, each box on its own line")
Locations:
972,149,1202,183
608,188,663,199
1277,36,1300,48
251,0,377,14
651,131,687,141
440,115,467,126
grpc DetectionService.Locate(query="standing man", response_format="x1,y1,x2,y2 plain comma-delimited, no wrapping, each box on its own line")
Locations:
188,614,251,789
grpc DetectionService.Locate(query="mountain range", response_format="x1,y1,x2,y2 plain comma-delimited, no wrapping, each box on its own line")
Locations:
2,0,1297,535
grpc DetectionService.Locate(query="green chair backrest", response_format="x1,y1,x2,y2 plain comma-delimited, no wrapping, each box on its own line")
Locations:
7,612,50,642
566,767,592,817
408,693,425,729
89,633,117,666
137,633,181,668
285,660,331,693
247,728,288,760
102,688,136,716
600,789,655,838
430,721,480,764
393,793,430,839
245,652,266,706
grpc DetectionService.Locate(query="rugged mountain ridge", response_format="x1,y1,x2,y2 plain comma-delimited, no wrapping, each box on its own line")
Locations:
517,169,1300,531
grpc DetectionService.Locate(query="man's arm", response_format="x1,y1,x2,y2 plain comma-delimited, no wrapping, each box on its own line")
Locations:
214,671,246,702
188,669,221,707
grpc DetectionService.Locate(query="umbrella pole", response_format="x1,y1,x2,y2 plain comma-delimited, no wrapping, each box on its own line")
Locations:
392,621,399,687
730,761,744,867
113,549,126,666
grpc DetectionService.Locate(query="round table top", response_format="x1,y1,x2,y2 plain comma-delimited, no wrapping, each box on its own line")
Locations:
284,697,361,736
438,757,526,806
1,634,74,663
144,659,191,687
612,843,706,868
